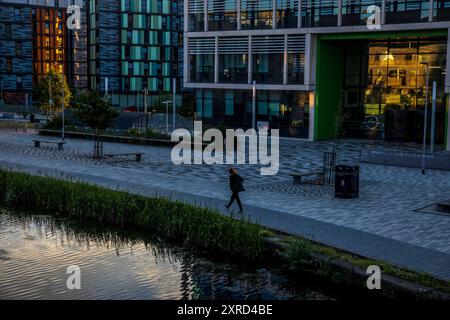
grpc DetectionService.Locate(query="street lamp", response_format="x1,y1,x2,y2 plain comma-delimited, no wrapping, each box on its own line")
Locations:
48,74,53,119
62,74,65,141
143,88,149,132
0,79,4,105
172,78,176,131
252,81,256,130
162,100,172,133
420,61,430,175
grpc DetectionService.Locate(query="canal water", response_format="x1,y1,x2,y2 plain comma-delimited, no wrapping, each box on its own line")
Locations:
0,210,335,300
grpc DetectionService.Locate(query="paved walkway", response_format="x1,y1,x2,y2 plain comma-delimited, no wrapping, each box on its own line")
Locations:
1,130,450,281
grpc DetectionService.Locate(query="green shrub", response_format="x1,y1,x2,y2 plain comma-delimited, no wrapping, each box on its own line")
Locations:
44,116,71,130
0,169,264,259
283,238,316,271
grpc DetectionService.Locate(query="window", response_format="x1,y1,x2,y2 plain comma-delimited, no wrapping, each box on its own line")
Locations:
14,8,21,22
16,76,23,89
385,0,429,24
6,58,13,73
225,91,234,115
5,24,11,38
15,42,22,56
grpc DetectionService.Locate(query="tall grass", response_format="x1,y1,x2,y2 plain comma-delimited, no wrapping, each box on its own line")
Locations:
0,169,265,259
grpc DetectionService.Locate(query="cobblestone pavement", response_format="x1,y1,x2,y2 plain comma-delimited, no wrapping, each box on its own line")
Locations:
1,130,450,280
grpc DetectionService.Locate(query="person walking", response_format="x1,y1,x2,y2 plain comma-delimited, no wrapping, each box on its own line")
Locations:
225,168,245,213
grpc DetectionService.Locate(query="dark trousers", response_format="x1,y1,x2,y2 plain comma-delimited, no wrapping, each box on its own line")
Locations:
227,191,243,211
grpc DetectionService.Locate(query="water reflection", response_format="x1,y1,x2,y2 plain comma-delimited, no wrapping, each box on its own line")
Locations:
0,210,332,300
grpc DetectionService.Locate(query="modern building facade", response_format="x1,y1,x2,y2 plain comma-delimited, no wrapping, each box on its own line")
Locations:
0,0,185,109
87,0,185,108
184,0,450,150
0,0,87,105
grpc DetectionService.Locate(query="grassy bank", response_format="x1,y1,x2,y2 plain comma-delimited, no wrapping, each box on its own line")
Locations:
0,168,265,259
282,238,450,296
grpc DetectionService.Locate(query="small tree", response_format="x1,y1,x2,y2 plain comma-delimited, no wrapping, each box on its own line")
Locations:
34,70,72,115
150,93,172,113
72,90,119,158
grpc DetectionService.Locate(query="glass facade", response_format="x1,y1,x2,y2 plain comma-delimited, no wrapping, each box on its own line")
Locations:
241,0,273,29
88,0,182,96
32,8,68,83
342,38,447,142
276,0,299,28
385,0,430,24
287,52,305,84
195,89,310,138
186,1,450,141
342,0,382,26
190,54,214,83
208,0,238,31
188,34,305,86
302,0,339,27
188,0,450,31
219,54,248,83
253,53,284,84
435,0,450,21
120,0,180,93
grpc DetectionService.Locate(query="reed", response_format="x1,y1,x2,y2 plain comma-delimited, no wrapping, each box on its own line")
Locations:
0,169,264,259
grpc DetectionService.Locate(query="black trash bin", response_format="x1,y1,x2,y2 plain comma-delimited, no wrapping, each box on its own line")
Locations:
335,165,359,199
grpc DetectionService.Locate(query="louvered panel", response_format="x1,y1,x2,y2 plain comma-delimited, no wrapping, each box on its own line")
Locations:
287,35,306,53
276,0,299,10
241,0,273,11
386,0,422,10
343,0,382,6
218,37,249,54
188,0,205,14
252,35,285,54
208,0,238,13
305,0,339,8
188,37,215,54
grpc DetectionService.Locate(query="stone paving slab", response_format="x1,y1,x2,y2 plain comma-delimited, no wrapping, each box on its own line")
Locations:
0,130,450,281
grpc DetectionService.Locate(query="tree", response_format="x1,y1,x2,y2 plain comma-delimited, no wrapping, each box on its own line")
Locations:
34,70,72,115
150,93,172,113
72,90,119,158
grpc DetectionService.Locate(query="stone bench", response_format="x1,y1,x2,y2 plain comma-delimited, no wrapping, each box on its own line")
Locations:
33,139,66,151
289,170,325,185
104,153,144,162
437,201,450,214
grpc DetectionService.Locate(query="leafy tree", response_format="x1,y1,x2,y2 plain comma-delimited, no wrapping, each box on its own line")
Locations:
34,70,72,115
150,94,172,113
72,90,119,158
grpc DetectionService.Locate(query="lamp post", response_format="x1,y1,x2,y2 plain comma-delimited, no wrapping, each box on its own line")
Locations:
430,81,437,153
420,62,430,175
0,79,4,105
163,100,172,133
48,75,53,119
61,74,65,141
172,78,176,131
252,80,256,130
143,88,149,132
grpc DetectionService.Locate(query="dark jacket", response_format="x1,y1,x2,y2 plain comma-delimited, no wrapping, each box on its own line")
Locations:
230,174,245,192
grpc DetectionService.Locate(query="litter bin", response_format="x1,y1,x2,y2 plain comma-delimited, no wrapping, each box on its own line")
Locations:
335,165,359,199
